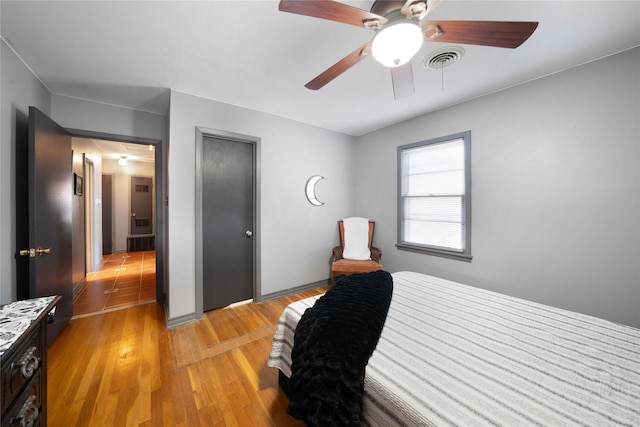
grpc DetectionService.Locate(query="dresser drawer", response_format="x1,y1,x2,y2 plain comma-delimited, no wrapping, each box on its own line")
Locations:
1,370,42,427
1,325,43,415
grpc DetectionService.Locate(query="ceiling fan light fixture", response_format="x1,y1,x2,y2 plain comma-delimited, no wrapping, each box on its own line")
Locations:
371,21,423,67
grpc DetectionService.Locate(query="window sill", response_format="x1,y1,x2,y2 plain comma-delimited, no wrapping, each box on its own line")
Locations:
396,243,473,262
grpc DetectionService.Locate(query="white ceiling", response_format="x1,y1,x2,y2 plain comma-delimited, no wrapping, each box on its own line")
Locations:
1,1,639,137
91,139,157,164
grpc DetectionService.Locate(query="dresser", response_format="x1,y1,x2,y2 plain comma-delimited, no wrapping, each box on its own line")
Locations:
1,296,60,427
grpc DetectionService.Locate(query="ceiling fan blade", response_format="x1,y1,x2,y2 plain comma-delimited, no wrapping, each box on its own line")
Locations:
279,0,387,28
423,20,539,48
305,42,372,90
391,63,415,99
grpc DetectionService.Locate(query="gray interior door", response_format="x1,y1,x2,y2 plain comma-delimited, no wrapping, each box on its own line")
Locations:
202,136,254,311
102,174,113,254
130,176,153,235
22,107,73,343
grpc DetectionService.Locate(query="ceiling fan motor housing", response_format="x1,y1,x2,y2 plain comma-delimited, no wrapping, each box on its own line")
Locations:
370,0,418,18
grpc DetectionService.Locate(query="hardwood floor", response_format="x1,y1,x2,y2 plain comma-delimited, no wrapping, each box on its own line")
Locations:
73,251,156,317
48,285,329,426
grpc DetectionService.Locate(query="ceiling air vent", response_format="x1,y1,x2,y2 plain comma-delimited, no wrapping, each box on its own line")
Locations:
423,46,465,70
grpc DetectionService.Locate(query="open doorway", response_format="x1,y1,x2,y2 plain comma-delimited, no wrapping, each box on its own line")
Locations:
71,138,158,317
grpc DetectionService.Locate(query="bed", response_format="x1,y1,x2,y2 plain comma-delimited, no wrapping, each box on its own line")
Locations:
268,271,640,426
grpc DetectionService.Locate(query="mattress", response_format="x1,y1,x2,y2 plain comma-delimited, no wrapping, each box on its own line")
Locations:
268,271,640,426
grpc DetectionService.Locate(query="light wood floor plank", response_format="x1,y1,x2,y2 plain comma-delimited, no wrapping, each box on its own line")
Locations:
47,286,327,426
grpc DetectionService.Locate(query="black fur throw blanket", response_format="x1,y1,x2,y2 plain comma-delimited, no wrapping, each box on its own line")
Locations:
287,270,394,426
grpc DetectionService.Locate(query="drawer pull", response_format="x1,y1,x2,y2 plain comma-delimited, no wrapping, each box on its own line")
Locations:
11,395,40,427
13,346,40,379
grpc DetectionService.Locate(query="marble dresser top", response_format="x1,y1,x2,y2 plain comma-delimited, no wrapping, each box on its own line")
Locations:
0,296,57,357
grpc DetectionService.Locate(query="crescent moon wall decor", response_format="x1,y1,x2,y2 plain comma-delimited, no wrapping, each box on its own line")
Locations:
305,175,325,206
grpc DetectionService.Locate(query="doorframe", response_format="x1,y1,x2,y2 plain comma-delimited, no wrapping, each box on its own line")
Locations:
195,127,261,319
83,156,97,273
65,128,166,303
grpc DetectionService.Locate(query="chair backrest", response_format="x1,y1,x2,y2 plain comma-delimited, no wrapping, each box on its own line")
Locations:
338,220,375,249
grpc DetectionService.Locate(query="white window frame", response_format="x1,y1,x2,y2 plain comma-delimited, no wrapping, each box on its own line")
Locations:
397,131,472,261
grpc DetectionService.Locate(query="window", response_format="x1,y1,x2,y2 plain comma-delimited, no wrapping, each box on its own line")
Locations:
397,131,472,261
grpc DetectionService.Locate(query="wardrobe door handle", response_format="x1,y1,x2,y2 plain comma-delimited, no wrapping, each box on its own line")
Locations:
11,395,39,427
13,346,40,378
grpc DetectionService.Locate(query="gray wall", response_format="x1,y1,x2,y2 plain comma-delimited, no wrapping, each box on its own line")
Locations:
167,90,355,321
51,95,168,141
0,40,51,303
354,47,640,327
3,36,637,328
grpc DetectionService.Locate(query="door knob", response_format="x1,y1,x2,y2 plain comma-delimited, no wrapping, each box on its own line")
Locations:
245,230,253,238
19,249,36,258
18,247,52,257
36,247,52,256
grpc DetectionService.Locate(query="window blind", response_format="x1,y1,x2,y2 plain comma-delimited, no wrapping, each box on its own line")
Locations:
399,135,470,256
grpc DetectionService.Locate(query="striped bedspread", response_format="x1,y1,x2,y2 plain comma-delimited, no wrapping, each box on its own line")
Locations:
268,271,640,426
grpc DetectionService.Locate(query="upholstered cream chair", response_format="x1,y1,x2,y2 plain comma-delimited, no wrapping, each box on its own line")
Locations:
330,218,382,284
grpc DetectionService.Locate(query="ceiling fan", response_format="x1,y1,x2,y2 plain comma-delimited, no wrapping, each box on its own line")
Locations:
279,0,538,99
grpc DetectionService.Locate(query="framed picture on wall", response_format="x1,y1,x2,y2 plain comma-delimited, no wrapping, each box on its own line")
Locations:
74,173,83,196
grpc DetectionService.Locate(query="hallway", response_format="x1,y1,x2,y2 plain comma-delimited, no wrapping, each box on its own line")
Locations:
73,250,156,317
